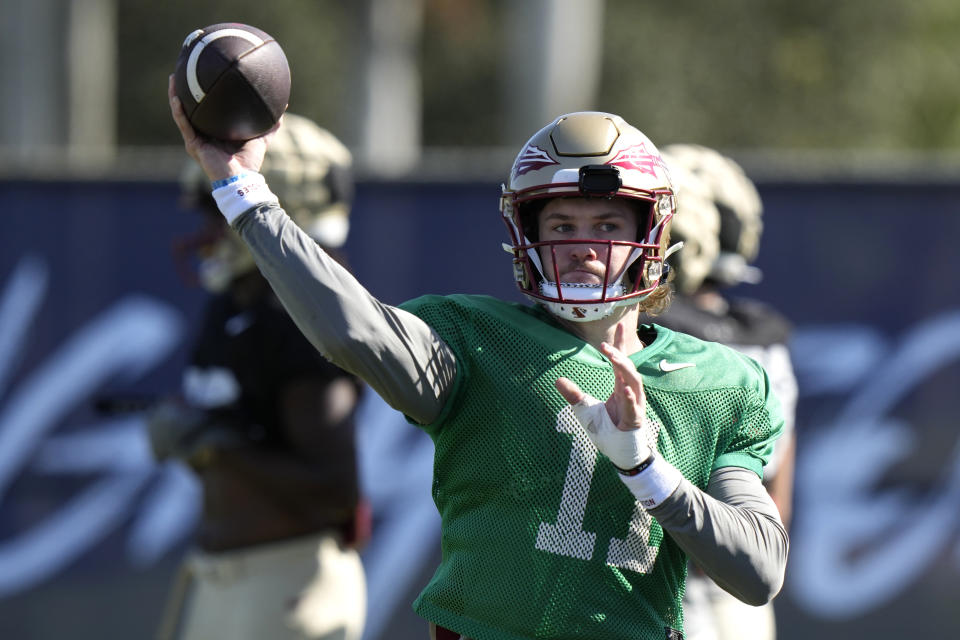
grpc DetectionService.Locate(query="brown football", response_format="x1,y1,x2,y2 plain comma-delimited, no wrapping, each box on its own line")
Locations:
173,23,290,142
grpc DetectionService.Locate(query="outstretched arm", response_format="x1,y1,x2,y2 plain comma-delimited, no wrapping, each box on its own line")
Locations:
234,203,456,423
168,77,456,424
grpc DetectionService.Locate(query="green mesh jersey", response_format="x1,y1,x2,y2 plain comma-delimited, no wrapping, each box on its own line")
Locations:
398,294,783,640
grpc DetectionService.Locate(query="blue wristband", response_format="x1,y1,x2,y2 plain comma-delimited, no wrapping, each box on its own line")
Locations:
211,173,249,190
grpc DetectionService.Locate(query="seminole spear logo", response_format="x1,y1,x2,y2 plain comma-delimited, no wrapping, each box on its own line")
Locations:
513,145,559,176
606,143,666,177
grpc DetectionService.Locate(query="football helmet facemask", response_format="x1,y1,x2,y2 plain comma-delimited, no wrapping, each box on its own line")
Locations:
178,113,354,293
501,112,676,322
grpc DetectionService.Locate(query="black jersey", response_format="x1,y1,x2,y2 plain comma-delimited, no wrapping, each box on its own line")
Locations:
656,295,791,347
185,289,357,448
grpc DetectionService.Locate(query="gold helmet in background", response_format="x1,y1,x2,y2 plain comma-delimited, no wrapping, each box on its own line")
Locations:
180,113,354,292
658,152,721,296
661,143,763,288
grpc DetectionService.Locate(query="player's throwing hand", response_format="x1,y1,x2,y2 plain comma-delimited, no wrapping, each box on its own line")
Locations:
167,74,279,184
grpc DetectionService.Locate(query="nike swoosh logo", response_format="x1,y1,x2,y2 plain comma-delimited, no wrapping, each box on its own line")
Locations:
659,359,696,372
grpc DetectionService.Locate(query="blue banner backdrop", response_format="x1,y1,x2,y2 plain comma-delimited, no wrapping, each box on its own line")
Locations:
0,177,957,639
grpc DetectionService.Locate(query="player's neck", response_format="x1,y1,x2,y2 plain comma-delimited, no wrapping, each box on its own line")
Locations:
559,306,645,354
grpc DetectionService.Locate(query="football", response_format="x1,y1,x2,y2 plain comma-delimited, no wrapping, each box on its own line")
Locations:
173,23,291,142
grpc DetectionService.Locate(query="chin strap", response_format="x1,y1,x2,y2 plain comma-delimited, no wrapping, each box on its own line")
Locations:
539,281,625,302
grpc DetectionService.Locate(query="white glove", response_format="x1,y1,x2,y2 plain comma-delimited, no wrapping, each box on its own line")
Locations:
570,392,682,508
570,392,651,471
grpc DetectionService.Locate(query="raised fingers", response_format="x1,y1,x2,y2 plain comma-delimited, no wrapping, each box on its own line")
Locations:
600,340,643,389
599,338,645,430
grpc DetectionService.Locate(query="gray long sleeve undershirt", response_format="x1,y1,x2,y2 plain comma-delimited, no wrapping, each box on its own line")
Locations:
233,202,788,604
235,203,457,425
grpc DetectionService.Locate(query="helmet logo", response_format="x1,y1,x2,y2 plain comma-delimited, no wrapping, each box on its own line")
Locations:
572,307,587,318
607,143,664,177
514,144,559,176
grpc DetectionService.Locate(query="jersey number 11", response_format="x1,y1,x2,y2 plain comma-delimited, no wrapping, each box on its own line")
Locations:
535,405,661,574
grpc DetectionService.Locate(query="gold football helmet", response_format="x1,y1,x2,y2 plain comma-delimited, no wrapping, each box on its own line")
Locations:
658,151,721,296
661,144,762,287
500,112,676,321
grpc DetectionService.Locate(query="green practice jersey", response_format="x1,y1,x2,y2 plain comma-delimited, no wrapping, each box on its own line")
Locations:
399,294,783,640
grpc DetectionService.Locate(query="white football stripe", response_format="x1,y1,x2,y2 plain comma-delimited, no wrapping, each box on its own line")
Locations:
185,28,265,103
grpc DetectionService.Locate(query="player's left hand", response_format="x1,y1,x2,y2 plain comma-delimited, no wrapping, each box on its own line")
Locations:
556,323,652,470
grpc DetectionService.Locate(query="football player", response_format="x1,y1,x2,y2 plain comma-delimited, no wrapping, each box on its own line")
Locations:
150,113,367,640
657,144,798,640
170,75,788,640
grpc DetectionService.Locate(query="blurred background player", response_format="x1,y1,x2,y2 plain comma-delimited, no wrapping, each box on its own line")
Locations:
657,144,799,640
148,113,368,640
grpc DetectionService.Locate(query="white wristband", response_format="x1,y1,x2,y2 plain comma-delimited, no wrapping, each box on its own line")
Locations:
211,172,279,224
619,454,683,509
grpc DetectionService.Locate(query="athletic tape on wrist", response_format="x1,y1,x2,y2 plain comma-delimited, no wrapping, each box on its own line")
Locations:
619,454,683,509
211,172,279,224
570,394,650,470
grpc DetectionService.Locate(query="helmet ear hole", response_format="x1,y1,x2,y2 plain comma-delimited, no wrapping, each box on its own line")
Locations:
518,199,547,242
631,199,655,240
